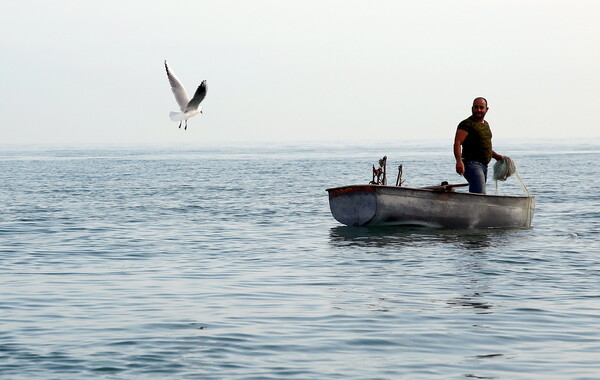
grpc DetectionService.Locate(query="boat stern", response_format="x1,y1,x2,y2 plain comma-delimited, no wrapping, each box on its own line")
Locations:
327,185,378,226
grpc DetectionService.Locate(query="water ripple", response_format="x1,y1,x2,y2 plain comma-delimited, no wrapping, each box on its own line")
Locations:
1,142,599,379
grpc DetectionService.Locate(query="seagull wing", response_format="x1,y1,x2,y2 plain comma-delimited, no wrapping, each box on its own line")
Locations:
185,80,207,111
164,60,189,112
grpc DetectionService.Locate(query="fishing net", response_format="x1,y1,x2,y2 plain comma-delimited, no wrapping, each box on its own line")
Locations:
493,156,531,196
493,156,516,181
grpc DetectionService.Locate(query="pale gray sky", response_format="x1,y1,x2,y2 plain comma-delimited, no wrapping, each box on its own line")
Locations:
2,0,599,145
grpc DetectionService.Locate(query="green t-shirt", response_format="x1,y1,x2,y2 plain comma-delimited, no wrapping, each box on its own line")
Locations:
457,117,493,164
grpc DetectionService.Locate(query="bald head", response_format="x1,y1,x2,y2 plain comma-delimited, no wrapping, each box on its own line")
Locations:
473,97,488,107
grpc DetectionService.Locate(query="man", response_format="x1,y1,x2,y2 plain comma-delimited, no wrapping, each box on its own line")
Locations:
453,97,503,194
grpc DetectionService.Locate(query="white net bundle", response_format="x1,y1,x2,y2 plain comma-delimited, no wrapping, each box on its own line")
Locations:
493,156,531,196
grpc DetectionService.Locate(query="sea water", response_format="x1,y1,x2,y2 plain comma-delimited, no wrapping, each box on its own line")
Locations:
1,139,599,379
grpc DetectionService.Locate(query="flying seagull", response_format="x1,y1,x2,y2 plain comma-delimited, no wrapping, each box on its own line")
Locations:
164,60,207,130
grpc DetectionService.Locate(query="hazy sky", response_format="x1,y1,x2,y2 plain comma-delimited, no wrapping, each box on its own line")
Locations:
2,1,599,145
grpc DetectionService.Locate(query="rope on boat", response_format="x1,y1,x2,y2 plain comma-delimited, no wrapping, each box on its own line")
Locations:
369,156,406,187
370,156,387,185
493,156,531,196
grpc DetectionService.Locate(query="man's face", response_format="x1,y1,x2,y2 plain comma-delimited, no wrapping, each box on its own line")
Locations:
471,99,488,121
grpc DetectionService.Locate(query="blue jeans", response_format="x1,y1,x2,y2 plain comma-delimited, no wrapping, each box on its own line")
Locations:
463,160,488,194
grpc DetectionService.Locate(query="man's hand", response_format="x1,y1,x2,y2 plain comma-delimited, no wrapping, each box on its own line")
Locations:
456,160,465,175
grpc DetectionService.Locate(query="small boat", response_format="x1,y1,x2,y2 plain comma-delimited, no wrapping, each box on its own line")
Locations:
326,184,535,228
326,157,535,229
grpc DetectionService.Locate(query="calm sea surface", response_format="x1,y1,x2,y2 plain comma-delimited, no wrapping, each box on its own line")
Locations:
1,140,599,379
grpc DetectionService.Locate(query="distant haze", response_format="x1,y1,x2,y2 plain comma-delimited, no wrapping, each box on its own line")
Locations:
2,1,599,145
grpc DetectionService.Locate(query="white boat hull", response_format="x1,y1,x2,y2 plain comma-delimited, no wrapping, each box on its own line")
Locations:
327,185,535,228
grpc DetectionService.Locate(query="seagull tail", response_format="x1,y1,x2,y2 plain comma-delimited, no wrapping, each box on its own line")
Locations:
169,111,186,121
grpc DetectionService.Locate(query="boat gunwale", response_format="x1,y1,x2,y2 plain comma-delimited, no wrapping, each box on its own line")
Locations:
326,184,534,200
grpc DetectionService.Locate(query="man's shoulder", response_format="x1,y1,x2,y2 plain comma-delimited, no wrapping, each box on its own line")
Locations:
457,117,475,130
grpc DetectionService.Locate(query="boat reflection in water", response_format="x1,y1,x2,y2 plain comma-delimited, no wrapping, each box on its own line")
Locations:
327,225,520,251
327,226,516,316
